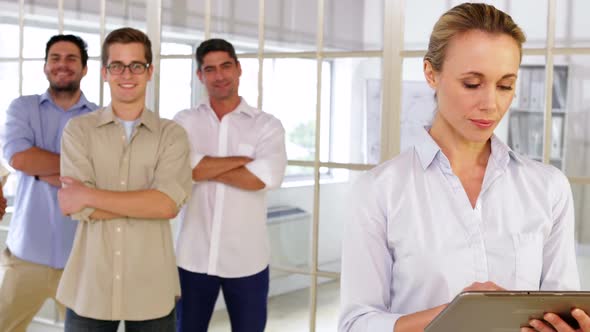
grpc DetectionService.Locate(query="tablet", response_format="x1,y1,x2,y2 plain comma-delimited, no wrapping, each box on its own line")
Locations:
425,291,590,332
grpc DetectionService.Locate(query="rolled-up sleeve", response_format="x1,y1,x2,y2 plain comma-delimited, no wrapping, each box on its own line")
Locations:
540,167,580,290
60,117,97,222
339,173,400,332
244,118,287,190
150,123,192,208
3,98,35,163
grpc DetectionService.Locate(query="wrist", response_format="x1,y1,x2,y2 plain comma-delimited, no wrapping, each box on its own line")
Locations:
81,186,95,209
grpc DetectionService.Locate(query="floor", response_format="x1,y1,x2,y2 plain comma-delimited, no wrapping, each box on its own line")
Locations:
208,280,340,332
27,280,341,332
27,255,590,332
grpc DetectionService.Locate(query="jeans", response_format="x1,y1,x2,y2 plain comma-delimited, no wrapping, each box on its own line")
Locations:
65,307,175,332
176,266,269,332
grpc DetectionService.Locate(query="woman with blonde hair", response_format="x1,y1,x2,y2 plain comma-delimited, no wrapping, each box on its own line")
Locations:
339,3,589,332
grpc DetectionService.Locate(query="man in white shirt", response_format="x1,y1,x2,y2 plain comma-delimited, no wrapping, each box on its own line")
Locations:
173,38,287,332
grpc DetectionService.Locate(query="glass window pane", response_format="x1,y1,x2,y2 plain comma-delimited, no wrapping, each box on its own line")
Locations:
106,0,146,32
315,278,340,332
400,57,436,152
268,171,313,269
556,0,590,48
210,0,258,53
238,58,259,108
103,81,111,106
160,42,193,55
0,62,20,122
263,58,317,162
403,0,447,50
319,169,365,274
265,0,317,52
559,55,590,178
323,0,383,51
63,0,102,58
0,24,20,58
22,60,46,96
573,183,590,291
63,30,101,58
505,57,548,163
80,60,102,107
24,26,59,59
504,0,548,48
267,274,311,330
162,0,205,53
405,0,547,50
159,58,193,119
321,58,382,164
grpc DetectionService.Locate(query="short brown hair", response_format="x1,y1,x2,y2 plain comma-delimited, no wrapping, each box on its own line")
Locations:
101,27,152,66
424,3,526,72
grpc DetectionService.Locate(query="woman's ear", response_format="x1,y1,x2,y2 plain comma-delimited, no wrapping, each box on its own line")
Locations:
423,60,438,89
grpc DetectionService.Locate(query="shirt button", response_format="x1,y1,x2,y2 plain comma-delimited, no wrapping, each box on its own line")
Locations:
116,227,121,232
115,251,121,256
121,135,125,140
115,275,121,280
120,181,125,185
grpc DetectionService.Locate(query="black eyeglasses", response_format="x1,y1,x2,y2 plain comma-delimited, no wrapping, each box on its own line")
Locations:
106,62,150,75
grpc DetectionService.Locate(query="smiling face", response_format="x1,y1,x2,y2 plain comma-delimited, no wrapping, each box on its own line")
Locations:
44,41,87,93
197,51,241,102
101,42,153,105
424,29,521,144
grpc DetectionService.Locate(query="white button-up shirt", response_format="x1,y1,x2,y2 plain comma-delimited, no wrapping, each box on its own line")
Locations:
173,98,287,278
339,128,580,332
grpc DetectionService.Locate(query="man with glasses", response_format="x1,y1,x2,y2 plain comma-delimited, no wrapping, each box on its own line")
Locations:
173,38,287,332
56,27,191,331
0,34,97,332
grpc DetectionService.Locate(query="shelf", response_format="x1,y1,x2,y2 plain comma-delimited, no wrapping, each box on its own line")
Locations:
510,108,566,114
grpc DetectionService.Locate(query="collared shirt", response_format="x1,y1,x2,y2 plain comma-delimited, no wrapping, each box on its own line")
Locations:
339,128,579,332
2,91,97,268
56,106,192,321
173,98,287,278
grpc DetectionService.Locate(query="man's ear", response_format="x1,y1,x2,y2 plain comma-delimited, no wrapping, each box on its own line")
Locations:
101,66,107,81
196,68,203,83
423,60,438,89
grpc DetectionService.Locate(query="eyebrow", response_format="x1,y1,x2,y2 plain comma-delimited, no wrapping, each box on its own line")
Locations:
49,53,80,58
461,71,517,80
203,61,234,69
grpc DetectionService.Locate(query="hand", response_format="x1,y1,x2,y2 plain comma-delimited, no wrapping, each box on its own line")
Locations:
0,193,6,219
57,176,89,215
522,308,590,332
238,156,254,164
462,281,506,292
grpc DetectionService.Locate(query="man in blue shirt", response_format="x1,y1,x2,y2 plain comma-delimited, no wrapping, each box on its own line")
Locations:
0,34,97,331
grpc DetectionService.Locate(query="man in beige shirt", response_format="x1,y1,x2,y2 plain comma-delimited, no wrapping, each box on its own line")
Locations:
56,27,191,331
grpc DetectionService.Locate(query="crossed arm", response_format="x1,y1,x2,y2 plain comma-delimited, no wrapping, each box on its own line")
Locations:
58,177,178,220
10,147,61,187
193,156,265,191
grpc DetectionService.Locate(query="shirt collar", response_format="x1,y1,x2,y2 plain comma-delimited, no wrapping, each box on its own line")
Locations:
96,104,158,132
414,126,522,170
39,90,94,111
197,97,257,117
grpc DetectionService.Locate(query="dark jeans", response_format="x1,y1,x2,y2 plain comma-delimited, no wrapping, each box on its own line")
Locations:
176,266,269,332
65,308,175,332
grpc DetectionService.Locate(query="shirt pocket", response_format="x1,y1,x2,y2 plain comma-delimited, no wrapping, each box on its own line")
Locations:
238,143,255,158
513,232,544,290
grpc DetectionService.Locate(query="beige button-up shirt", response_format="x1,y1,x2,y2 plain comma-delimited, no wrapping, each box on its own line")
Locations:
57,106,192,321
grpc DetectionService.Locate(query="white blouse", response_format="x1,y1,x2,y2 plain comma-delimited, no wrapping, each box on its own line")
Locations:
339,128,579,332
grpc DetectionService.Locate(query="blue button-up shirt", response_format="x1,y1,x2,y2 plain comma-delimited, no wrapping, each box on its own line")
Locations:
3,91,97,268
